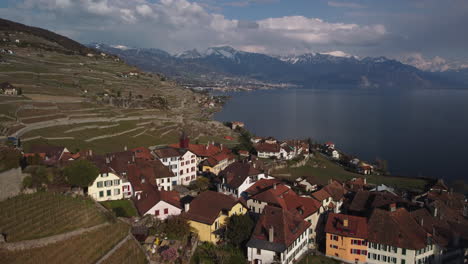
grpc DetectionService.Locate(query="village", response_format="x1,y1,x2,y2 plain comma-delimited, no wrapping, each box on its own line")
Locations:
0,121,467,264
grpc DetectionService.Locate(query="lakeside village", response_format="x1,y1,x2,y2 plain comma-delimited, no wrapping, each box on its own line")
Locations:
1,122,467,264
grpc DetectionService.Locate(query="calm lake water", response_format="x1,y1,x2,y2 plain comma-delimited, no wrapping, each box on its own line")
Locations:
214,88,468,181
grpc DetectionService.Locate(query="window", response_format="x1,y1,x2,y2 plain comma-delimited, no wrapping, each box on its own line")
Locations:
114,179,120,185
362,250,367,255
107,190,111,196
155,210,160,216
257,248,261,255
180,170,183,175
161,178,165,183
401,260,406,264
97,181,103,188
114,189,120,195
191,167,195,172
99,191,104,197
163,158,167,162
402,248,406,255
164,208,169,214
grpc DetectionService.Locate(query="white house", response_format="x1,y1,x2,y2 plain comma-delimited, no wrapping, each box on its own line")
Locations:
133,186,182,220
153,147,198,187
88,170,126,202
217,161,272,198
247,206,310,264
331,150,340,160
367,208,436,264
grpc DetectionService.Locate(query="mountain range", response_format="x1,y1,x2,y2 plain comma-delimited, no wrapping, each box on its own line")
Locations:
90,44,468,90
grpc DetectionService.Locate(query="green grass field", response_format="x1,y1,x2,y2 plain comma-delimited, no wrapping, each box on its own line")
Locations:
0,222,129,264
101,239,147,264
101,200,138,218
274,154,428,190
0,192,107,242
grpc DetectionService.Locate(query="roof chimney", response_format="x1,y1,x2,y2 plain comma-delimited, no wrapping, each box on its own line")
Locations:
220,144,223,150
268,226,274,242
433,207,438,218
132,154,135,163
390,203,396,212
343,218,349,228
124,145,127,151
106,157,110,164
420,218,424,227
273,184,277,190
364,178,367,185
88,149,93,157
184,203,190,212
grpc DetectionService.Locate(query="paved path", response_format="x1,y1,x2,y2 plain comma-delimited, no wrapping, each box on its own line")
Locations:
0,223,110,251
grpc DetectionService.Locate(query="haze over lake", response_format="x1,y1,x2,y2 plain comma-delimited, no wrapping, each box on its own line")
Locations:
214,88,468,181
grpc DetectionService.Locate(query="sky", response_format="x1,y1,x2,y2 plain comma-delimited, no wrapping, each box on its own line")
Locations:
1,0,467,71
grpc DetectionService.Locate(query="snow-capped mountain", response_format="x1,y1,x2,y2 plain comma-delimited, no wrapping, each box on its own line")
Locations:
90,43,467,89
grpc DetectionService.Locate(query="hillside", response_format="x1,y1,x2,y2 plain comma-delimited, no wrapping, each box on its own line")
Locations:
92,44,468,90
0,18,237,152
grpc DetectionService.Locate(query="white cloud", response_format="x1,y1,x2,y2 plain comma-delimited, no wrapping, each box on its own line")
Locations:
4,0,388,55
399,53,451,72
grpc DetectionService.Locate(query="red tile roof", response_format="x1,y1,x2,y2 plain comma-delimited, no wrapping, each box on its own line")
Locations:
283,192,321,218
153,147,185,158
169,143,229,158
368,208,428,250
184,191,245,225
250,205,311,247
323,181,347,201
325,213,368,239
131,147,153,160
250,184,291,208
244,178,283,196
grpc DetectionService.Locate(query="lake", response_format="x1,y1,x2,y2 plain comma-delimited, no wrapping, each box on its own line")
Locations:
214,88,468,181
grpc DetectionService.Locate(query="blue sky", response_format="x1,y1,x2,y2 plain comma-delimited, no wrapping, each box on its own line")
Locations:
0,0,467,71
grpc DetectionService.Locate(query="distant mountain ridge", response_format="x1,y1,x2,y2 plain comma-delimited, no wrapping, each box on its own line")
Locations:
90,43,468,90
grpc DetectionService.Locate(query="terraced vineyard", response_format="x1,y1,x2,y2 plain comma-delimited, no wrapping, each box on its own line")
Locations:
101,239,147,264
0,221,129,264
0,192,107,242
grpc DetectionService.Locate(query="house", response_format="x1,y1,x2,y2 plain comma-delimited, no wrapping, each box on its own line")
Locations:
348,191,406,217
87,164,129,202
25,145,70,166
217,161,271,198
133,184,182,219
295,176,320,192
201,152,236,175
169,132,232,167
1,82,18,95
358,163,374,175
130,147,153,160
127,158,177,191
153,147,198,186
367,208,436,264
330,149,340,160
325,213,368,264
246,205,310,264
325,142,335,149
184,191,248,243
345,177,368,192
231,121,245,130
311,180,347,213
246,181,323,248
254,142,281,159
251,137,263,144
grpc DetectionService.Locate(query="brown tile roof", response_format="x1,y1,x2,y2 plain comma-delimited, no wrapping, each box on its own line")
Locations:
250,184,291,208
250,205,311,247
311,189,331,202
28,145,67,160
427,191,465,210
410,208,452,247
184,191,244,225
254,142,280,153
127,158,174,192
349,190,404,213
153,147,185,158
368,208,427,250
325,213,368,239
323,181,347,201
283,192,321,218
133,184,181,215
220,162,262,189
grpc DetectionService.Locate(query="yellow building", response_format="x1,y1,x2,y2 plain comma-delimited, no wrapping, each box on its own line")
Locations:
184,191,248,243
325,213,368,264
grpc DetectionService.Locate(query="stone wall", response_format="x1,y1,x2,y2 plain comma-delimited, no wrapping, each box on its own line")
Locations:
0,167,28,201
